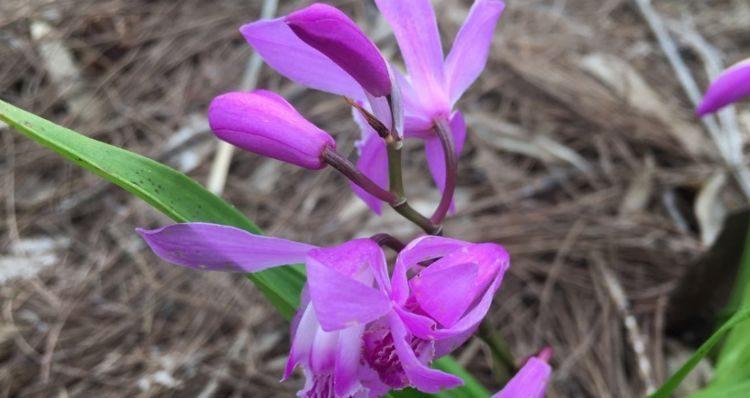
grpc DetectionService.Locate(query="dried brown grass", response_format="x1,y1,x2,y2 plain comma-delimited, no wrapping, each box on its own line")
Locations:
1,0,749,397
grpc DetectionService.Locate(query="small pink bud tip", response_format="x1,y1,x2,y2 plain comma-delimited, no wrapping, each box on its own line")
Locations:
285,3,391,97
696,57,750,116
537,346,553,363
208,90,335,169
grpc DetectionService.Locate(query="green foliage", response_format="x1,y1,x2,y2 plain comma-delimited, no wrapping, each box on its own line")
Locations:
648,307,750,398
0,99,489,398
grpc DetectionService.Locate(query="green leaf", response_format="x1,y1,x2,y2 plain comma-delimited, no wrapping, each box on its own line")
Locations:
1,99,488,398
704,223,750,388
648,306,750,398
0,98,303,318
688,379,750,398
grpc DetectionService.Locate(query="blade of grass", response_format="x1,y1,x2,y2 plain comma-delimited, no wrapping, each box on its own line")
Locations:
648,306,750,398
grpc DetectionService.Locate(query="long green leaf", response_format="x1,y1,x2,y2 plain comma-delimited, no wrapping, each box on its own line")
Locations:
0,98,303,317
710,224,750,387
1,99,487,398
649,307,750,398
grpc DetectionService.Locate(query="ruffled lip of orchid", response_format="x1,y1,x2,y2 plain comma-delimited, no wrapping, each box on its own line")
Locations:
285,3,391,98
697,57,750,116
208,90,335,169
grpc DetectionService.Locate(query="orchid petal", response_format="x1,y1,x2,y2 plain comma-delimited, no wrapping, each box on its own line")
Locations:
445,0,505,105
334,324,366,396
209,91,335,169
434,325,477,358
241,18,365,99
350,124,389,215
136,223,315,272
306,240,391,331
388,313,463,393
395,69,433,127
284,303,318,380
697,57,750,115
394,306,436,340
494,357,552,398
411,262,479,328
285,3,391,97
375,0,449,114
434,270,505,339
310,326,339,373
392,236,471,304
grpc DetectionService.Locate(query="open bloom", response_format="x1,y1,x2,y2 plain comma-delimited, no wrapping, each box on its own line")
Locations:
697,57,750,116
209,90,335,169
239,0,504,214
137,223,510,396
492,350,552,398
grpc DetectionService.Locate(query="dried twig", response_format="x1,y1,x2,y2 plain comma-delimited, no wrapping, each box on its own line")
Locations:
592,252,656,394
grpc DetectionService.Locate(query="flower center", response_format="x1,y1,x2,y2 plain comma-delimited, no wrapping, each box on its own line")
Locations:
303,373,335,398
363,324,431,389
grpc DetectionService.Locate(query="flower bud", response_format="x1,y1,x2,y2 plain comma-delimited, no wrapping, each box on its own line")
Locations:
285,3,392,97
208,90,335,169
697,57,750,116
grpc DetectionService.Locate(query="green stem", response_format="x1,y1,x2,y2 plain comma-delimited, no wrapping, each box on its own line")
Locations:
477,320,516,382
386,141,442,235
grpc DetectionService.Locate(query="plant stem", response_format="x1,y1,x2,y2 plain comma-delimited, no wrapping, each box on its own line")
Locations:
477,319,516,382
324,146,440,235
386,141,443,235
370,233,405,252
322,147,396,203
430,118,457,225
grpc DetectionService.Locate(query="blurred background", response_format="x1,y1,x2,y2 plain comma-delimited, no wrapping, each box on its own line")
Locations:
1,0,750,396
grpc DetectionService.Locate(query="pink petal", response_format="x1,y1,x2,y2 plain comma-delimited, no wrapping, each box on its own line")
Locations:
334,324,366,396
209,91,335,169
493,357,552,398
434,325,477,358
445,0,505,105
240,18,365,100
697,57,750,116
410,262,479,328
284,303,318,379
392,236,471,304
136,223,315,273
306,240,392,331
433,270,505,339
285,3,391,97
394,306,437,340
375,0,450,115
388,313,463,393
349,122,389,215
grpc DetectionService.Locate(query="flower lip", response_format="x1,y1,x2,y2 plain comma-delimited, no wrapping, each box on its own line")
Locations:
697,57,750,116
208,90,336,169
285,3,392,97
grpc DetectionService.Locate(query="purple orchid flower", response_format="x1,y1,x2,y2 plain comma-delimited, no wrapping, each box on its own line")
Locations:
136,223,509,396
209,90,335,169
238,1,504,214
492,349,552,398
697,57,750,116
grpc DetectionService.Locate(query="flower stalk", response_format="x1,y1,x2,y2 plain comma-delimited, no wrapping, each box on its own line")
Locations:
431,118,458,224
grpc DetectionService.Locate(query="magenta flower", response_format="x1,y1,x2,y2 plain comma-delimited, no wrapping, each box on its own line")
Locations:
239,1,504,214
209,90,335,169
285,3,392,98
697,57,750,116
136,223,509,396
492,350,552,398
